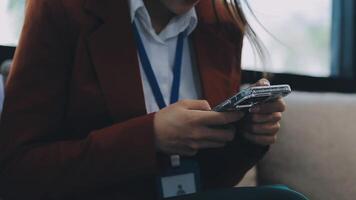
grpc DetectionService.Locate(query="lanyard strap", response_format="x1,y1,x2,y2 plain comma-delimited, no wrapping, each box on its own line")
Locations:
132,22,185,109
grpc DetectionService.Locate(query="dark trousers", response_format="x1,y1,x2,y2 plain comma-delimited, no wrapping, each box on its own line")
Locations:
174,186,309,200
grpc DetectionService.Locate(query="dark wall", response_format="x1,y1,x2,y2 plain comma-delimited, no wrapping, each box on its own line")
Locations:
242,70,356,93
0,45,16,65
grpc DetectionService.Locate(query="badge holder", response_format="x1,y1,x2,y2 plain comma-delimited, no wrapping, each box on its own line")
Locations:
156,155,201,199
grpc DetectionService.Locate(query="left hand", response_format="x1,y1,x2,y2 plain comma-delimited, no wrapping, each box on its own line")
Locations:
242,79,286,146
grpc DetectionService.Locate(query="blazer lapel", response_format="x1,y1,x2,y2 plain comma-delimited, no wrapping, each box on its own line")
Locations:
192,24,241,107
84,0,147,122
83,0,241,122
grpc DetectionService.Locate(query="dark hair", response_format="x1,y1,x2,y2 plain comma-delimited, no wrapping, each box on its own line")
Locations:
216,0,269,74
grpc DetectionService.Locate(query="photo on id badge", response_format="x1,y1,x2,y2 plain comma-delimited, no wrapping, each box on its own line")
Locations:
161,173,196,198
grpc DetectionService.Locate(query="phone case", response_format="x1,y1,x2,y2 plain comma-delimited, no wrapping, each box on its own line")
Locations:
213,85,291,112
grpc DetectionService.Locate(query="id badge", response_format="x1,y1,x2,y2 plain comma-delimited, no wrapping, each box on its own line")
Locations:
156,156,201,199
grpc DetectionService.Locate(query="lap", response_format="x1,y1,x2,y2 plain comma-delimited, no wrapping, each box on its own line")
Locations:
173,186,308,200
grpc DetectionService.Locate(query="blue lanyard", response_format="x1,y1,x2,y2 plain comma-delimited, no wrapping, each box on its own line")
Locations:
132,22,185,109
133,24,201,197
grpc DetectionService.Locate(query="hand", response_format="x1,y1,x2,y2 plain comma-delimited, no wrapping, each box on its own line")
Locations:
243,79,286,146
154,100,245,156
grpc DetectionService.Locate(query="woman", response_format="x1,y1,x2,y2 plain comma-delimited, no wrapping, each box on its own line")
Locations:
0,0,305,199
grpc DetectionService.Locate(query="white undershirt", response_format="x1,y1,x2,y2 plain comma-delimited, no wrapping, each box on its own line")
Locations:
128,0,201,113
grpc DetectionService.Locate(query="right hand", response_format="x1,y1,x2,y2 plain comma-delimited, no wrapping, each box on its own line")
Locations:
154,100,245,156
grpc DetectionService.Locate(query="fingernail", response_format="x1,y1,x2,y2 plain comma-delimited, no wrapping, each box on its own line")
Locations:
260,79,270,86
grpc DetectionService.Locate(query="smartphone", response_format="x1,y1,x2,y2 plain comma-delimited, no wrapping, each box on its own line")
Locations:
213,84,292,112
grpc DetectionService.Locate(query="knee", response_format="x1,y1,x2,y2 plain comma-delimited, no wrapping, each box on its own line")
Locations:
262,185,309,200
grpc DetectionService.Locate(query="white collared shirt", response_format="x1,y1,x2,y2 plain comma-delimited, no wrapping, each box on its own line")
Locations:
128,0,201,113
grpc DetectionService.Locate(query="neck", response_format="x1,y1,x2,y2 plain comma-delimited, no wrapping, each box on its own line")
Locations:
143,0,175,33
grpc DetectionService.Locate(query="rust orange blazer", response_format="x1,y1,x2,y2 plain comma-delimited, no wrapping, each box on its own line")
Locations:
0,0,267,199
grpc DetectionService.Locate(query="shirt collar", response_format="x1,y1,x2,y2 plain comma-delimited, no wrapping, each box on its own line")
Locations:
128,0,198,42
128,0,145,22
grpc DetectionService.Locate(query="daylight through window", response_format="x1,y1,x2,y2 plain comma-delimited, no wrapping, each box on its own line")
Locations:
241,0,332,77
0,0,25,46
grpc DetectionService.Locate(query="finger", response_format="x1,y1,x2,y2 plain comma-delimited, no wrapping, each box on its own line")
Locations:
193,111,245,126
192,126,236,143
251,78,270,87
250,98,286,114
246,122,281,136
178,99,211,111
250,112,282,124
243,132,278,146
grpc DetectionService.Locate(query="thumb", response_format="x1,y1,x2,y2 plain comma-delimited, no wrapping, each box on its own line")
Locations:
251,78,270,87
178,100,212,111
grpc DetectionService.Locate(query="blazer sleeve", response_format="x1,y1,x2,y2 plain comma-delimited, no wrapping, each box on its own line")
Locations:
197,131,268,189
0,0,157,198
196,23,269,189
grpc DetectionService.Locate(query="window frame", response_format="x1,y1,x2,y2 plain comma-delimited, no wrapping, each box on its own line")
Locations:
331,0,356,79
242,70,356,93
